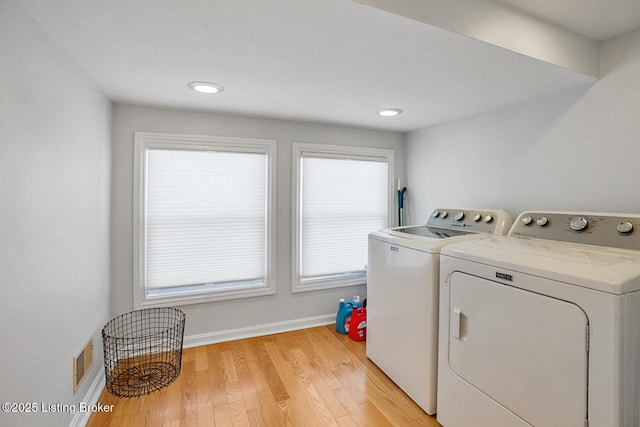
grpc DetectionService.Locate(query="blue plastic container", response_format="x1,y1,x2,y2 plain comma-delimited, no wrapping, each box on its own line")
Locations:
336,297,362,334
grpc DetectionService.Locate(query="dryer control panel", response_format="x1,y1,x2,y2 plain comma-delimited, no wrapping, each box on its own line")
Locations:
427,209,512,235
510,211,640,251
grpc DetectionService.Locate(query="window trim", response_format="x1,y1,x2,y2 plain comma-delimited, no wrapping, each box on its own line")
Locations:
291,142,395,293
133,132,277,308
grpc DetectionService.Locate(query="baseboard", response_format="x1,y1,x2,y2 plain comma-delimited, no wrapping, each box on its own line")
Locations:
68,367,105,427
184,313,335,348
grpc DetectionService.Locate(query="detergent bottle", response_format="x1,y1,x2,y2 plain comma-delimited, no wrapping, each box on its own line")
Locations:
336,296,362,334
348,306,367,341
335,299,352,334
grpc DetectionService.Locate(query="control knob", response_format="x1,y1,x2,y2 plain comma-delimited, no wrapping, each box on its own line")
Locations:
521,216,533,226
454,211,465,221
536,217,549,227
440,211,448,218
432,210,440,218
473,213,482,222
484,215,494,223
570,217,588,232
617,221,634,234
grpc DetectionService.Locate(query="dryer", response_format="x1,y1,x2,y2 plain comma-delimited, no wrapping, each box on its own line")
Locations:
437,211,640,427
367,208,512,415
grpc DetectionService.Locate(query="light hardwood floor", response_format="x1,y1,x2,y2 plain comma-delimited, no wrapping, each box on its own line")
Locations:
87,325,441,427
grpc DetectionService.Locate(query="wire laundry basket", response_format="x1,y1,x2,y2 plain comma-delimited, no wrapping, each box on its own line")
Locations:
102,307,186,397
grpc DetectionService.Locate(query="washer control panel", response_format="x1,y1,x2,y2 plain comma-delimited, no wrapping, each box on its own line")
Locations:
510,211,640,250
427,209,512,235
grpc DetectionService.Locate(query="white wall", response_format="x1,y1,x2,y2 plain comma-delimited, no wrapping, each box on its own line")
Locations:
0,1,111,426
405,27,640,223
111,105,404,343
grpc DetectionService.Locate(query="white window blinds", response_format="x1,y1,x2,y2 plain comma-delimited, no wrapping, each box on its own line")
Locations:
145,148,268,290
299,155,389,281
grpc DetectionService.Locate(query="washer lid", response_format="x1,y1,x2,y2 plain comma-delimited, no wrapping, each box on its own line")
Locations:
441,236,640,294
389,225,477,239
369,227,488,253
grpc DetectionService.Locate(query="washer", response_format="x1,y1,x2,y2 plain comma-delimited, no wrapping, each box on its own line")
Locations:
367,208,512,415
437,211,640,427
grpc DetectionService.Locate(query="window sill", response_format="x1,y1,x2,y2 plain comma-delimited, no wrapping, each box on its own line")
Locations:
292,273,366,293
135,281,276,309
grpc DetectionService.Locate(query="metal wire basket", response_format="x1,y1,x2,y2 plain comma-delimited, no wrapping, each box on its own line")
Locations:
102,307,185,397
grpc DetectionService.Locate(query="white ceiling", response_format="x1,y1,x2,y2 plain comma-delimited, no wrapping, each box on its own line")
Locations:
19,0,640,132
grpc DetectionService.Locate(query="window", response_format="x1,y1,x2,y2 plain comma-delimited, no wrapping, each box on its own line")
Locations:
292,143,394,292
133,132,276,308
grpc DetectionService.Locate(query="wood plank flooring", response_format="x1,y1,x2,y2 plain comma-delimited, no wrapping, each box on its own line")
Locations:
87,325,441,427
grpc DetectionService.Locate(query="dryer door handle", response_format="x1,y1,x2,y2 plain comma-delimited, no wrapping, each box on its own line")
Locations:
453,307,463,340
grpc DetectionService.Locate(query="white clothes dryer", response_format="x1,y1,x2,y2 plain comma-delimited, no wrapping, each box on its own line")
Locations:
437,211,640,427
367,208,512,415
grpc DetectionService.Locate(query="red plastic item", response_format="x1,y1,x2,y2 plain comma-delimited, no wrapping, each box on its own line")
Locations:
348,307,367,341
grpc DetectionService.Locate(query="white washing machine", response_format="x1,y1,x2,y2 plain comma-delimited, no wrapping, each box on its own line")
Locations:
437,211,640,427
367,208,512,415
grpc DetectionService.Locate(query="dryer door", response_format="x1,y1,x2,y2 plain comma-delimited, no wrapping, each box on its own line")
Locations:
448,272,588,427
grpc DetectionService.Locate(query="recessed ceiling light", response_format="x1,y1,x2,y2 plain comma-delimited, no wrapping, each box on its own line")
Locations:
188,81,224,94
376,108,403,117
